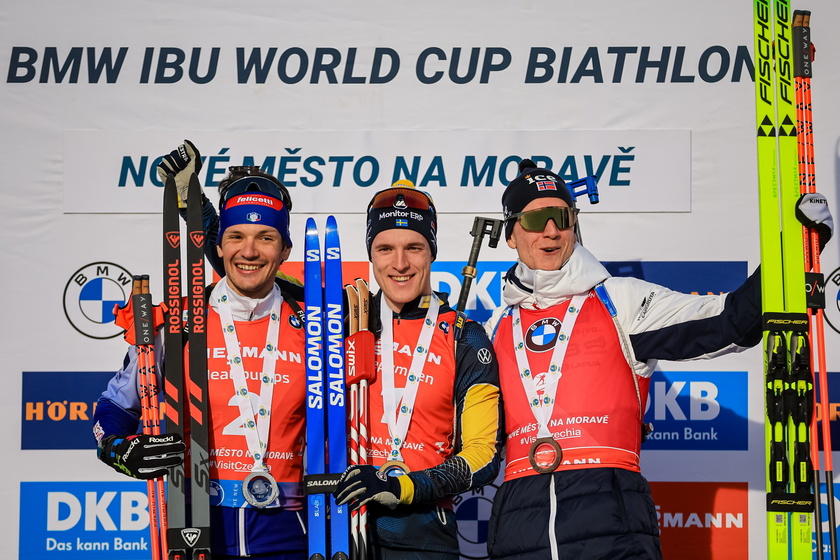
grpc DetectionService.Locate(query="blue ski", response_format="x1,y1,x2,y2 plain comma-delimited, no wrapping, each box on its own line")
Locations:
305,217,327,560
324,216,349,560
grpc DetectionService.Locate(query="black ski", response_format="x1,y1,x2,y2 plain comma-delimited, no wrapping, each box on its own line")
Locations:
163,174,212,559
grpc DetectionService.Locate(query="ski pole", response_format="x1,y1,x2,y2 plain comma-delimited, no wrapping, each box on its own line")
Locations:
345,279,374,560
344,284,362,560
793,11,838,558
131,275,167,560
355,278,373,560
453,217,503,342
567,175,600,245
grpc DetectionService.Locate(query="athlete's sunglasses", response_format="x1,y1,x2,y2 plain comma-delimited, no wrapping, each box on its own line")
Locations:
507,206,579,232
368,187,436,213
222,168,289,207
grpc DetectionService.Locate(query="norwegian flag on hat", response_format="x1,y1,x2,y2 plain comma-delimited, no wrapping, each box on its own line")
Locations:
536,180,557,191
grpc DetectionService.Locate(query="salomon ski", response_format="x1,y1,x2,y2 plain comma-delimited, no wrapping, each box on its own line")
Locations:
305,218,328,560
304,217,350,560
324,216,350,560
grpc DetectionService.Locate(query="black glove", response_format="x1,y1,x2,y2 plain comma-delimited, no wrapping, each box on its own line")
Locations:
157,139,201,205
334,465,403,510
796,192,833,252
98,433,185,480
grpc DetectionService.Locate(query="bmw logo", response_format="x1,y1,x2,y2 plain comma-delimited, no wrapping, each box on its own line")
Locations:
63,262,133,339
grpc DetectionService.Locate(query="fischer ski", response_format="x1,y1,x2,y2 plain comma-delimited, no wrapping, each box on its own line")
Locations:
162,174,212,559
304,217,350,560
753,1,814,558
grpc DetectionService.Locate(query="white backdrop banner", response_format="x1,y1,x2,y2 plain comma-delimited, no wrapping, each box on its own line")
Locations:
4,2,840,559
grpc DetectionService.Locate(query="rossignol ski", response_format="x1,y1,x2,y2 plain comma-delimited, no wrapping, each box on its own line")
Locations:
754,1,814,558
163,174,212,559
304,217,350,560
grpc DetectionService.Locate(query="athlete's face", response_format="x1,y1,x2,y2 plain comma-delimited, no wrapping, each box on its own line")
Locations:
217,223,291,299
370,228,433,313
507,198,577,271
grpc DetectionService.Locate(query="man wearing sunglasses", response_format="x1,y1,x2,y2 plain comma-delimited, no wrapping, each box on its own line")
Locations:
333,182,504,560
484,159,834,560
93,164,310,560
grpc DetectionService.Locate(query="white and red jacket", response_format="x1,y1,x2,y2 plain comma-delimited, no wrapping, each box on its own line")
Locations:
484,244,762,560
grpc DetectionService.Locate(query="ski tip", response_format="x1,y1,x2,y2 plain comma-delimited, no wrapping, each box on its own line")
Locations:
305,216,318,230
326,215,338,228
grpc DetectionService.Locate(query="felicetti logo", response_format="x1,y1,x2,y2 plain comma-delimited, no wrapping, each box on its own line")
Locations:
63,262,132,339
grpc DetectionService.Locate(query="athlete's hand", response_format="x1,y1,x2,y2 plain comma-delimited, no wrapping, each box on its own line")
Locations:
98,433,185,480
334,465,403,510
157,139,201,204
796,192,833,251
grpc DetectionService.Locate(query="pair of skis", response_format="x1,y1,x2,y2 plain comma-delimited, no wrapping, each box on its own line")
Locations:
161,174,212,560
304,216,351,560
754,3,835,558
115,174,209,559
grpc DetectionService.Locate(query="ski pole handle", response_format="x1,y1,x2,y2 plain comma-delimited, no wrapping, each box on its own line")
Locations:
454,217,503,341
567,175,600,205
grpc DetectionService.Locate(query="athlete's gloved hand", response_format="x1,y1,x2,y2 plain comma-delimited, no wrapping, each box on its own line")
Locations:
796,192,834,252
334,465,403,510
98,433,185,480
157,139,201,204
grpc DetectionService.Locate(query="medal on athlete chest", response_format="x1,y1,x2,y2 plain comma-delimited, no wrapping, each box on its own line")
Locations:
216,280,284,508
512,295,587,474
528,437,563,473
380,460,411,477
243,470,280,508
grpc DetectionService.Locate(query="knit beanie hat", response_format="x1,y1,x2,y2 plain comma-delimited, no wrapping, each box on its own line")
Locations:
501,159,574,239
365,180,438,260
218,176,292,248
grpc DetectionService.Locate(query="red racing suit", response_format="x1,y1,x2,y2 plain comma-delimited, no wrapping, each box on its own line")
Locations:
364,291,503,557
94,280,307,558
485,245,762,560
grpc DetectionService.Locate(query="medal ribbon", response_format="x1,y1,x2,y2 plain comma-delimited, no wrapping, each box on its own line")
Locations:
379,294,440,463
511,294,587,440
215,278,283,475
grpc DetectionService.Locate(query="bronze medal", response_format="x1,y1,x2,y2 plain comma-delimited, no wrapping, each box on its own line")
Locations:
380,460,411,477
528,437,562,473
